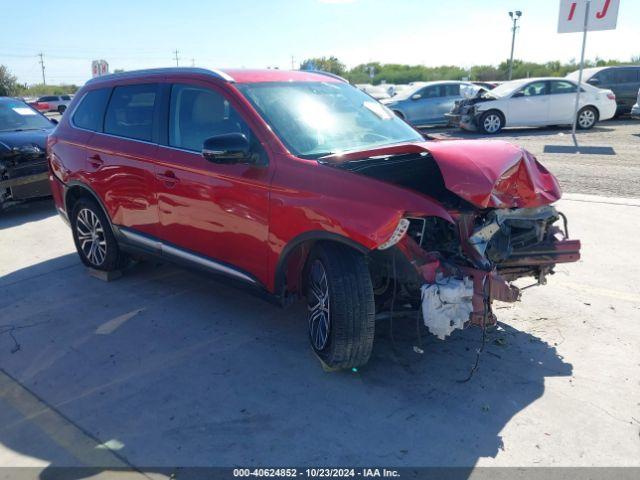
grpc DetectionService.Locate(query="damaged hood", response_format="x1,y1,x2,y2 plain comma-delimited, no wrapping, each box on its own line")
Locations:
425,140,561,208
321,140,561,209
0,128,51,159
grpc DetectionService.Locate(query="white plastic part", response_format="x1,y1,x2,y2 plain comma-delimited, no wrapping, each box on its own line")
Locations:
421,275,474,340
377,218,410,250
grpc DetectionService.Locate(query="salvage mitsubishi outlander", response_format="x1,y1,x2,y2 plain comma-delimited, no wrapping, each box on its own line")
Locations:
47,68,581,369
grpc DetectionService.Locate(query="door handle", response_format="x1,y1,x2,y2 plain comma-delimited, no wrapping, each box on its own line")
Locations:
156,170,180,186
88,154,103,169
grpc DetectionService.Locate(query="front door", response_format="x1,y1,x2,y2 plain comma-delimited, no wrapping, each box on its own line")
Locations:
154,82,273,285
507,80,550,126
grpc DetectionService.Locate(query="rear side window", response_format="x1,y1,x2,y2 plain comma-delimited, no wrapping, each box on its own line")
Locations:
104,84,158,142
72,88,111,131
61,95,71,101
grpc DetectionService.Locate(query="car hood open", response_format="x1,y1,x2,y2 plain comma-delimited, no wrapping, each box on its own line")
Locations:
320,140,562,209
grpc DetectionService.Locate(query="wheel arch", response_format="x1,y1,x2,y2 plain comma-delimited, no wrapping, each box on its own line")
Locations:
274,231,371,299
64,181,114,230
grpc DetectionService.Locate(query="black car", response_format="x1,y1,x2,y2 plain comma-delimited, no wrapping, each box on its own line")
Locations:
0,97,57,210
567,65,640,115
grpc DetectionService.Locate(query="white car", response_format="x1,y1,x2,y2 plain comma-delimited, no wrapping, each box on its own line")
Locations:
35,94,73,114
448,77,616,134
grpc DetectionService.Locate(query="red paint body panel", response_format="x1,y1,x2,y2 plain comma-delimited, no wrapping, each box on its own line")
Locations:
47,68,579,297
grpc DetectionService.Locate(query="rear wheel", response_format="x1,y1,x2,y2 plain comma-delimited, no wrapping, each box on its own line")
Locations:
305,243,375,370
57,105,66,114
71,197,126,271
576,106,598,130
479,110,504,134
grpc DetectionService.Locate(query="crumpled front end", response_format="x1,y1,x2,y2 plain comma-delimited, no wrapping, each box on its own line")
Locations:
0,142,50,208
375,204,580,339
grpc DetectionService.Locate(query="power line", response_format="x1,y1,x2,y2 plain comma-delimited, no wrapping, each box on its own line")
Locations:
38,52,46,85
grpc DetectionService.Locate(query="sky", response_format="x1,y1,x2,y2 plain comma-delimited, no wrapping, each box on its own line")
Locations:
1,0,639,85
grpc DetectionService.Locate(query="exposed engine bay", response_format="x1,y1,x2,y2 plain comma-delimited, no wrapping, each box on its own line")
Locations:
0,141,50,209
325,145,580,339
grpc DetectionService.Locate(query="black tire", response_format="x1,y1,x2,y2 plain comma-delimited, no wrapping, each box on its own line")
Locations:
305,243,375,369
576,106,598,130
479,110,504,134
71,197,126,271
57,105,66,114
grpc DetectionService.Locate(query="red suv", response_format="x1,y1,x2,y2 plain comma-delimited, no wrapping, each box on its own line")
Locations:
47,68,580,369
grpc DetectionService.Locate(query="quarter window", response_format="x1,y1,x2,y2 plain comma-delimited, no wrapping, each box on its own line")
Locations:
104,84,158,142
72,88,111,132
169,84,253,152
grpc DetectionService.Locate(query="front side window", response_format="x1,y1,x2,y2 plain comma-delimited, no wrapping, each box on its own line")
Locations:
614,69,639,83
169,84,253,152
104,84,158,141
237,81,423,158
420,85,442,98
443,84,461,96
518,81,548,97
550,80,578,94
72,88,111,132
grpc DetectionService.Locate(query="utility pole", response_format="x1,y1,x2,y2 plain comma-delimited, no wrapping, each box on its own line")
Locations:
291,55,296,70
173,49,180,67
191,57,195,67
508,10,522,81
38,52,46,85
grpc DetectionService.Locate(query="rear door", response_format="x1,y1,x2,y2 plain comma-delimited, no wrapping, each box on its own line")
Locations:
86,83,160,238
153,81,273,284
507,81,550,125
548,80,579,123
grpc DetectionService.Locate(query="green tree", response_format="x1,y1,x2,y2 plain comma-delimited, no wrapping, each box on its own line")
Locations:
300,56,346,75
0,65,19,96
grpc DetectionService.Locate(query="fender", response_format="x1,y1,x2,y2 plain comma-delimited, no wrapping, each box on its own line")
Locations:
274,230,371,297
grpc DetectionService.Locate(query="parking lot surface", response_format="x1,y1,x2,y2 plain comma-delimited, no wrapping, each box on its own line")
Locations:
1,122,639,474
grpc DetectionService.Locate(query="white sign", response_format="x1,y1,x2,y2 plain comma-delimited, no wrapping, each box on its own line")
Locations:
558,0,619,33
91,60,109,78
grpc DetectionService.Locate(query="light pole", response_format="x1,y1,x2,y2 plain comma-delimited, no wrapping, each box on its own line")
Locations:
508,10,522,81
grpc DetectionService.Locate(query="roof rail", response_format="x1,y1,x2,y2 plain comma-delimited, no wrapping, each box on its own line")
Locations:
85,67,235,85
309,70,349,83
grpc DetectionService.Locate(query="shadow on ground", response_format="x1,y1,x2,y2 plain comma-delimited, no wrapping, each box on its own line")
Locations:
0,198,56,230
0,249,572,478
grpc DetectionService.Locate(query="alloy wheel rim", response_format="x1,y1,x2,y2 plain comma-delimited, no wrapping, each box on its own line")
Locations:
579,110,595,128
76,208,107,266
484,114,501,133
308,259,330,351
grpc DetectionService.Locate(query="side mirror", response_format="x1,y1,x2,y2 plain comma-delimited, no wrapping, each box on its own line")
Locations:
202,133,250,164
512,91,524,98
587,77,600,85
411,93,422,100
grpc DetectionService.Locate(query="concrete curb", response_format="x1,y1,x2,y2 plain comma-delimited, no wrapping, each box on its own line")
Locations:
562,193,640,207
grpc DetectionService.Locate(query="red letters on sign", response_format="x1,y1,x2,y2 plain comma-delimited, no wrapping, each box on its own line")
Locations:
568,2,577,21
596,0,611,19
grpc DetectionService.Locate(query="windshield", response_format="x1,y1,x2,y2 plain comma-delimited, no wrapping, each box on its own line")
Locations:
236,81,423,158
483,80,528,99
0,99,53,132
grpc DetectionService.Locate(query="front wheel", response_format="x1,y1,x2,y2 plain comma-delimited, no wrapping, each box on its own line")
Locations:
479,110,504,134
576,106,598,130
306,243,375,370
